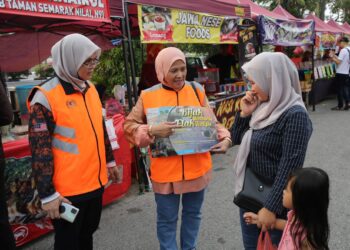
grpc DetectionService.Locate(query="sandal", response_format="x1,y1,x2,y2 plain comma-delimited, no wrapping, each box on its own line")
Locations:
331,106,344,111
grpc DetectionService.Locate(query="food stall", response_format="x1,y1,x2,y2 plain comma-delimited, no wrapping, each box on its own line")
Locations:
305,14,343,105
132,0,254,130
0,0,136,246
264,5,316,109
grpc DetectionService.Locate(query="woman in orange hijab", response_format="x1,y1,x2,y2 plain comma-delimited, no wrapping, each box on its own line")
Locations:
124,47,231,249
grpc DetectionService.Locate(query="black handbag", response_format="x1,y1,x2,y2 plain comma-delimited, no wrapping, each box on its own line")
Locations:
233,167,274,213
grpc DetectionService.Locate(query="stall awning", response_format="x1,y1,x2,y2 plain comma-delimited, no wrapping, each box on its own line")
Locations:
272,5,298,20
128,0,251,18
342,22,350,34
327,19,350,35
305,14,336,33
225,0,286,20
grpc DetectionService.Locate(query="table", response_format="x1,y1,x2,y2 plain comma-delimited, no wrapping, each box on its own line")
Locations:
3,114,132,247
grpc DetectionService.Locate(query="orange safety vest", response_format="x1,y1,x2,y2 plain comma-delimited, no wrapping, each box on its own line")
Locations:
141,82,212,183
27,78,108,197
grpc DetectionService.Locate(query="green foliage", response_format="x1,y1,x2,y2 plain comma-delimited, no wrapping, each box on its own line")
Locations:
33,63,54,79
255,0,319,19
7,70,30,81
91,41,144,95
329,0,350,23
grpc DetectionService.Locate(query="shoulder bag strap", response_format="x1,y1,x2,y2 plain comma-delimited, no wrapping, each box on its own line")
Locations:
190,81,202,107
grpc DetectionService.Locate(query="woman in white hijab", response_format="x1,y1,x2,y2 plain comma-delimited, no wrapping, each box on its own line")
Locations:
28,34,118,250
231,52,313,249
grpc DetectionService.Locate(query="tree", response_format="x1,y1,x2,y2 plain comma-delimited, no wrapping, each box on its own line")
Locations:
256,0,319,19
329,0,350,23
91,41,144,95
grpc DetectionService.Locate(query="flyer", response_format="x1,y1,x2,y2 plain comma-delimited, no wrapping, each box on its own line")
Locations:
146,106,218,157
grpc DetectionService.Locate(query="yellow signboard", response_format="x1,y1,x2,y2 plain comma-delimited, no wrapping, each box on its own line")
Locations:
138,5,241,44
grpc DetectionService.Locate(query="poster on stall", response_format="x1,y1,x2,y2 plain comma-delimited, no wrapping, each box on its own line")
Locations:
215,95,243,130
258,16,314,46
146,106,218,157
238,25,258,65
0,0,111,22
315,32,341,50
138,5,250,44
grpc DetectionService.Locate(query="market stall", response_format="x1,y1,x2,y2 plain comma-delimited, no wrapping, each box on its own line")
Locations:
305,14,343,104
130,0,254,130
265,5,316,109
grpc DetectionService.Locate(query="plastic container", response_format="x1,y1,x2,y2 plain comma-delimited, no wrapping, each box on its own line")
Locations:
16,85,36,124
197,68,220,93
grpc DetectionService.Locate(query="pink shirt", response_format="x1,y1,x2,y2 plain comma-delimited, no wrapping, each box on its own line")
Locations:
278,210,306,250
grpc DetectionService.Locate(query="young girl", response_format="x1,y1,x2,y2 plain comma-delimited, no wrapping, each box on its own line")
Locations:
244,168,330,250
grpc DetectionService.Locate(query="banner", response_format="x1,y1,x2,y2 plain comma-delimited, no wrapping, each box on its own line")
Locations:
138,5,243,44
215,95,243,130
146,106,218,157
0,0,111,22
258,16,315,46
315,32,341,50
238,25,258,65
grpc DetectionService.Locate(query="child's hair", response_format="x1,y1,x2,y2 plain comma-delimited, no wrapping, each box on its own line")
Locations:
288,167,330,250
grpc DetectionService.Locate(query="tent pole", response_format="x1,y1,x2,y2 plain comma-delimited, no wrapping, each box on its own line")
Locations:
121,18,133,110
122,17,144,194
124,2,138,102
312,45,315,111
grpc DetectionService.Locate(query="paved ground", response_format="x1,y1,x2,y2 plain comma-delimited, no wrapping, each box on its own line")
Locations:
20,98,350,250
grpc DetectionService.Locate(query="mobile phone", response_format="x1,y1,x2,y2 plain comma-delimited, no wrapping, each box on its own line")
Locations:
59,202,79,223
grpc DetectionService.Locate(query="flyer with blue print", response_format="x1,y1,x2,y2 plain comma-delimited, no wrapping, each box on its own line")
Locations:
146,106,218,158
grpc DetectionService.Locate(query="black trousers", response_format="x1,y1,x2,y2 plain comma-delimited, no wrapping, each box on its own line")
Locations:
0,158,16,250
335,73,350,108
52,195,103,250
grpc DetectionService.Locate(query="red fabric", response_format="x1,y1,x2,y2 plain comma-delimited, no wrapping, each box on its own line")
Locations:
218,0,286,20
342,22,350,33
327,19,350,35
272,5,298,20
0,32,114,72
102,114,133,205
305,14,336,33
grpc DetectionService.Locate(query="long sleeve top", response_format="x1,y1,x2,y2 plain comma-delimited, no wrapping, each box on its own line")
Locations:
232,105,313,215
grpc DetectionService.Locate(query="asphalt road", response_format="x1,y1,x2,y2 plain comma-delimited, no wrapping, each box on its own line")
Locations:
20,99,350,250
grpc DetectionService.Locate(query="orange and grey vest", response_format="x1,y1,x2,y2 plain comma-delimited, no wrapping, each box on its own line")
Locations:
141,82,212,183
27,77,108,197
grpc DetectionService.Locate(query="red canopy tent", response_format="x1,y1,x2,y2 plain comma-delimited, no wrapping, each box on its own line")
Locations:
0,0,129,72
272,5,298,20
305,14,336,33
218,0,286,19
327,19,350,35
342,22,350,34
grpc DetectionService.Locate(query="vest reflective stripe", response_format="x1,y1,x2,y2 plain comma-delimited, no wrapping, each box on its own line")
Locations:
30,90,51,111
52,138,79,154
41,78,59,91
54,125,76,139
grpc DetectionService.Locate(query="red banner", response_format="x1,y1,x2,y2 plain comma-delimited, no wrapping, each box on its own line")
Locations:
0,0,111,22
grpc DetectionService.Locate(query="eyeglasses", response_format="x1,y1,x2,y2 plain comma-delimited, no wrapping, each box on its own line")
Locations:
242,72,252,91
82,58,99,67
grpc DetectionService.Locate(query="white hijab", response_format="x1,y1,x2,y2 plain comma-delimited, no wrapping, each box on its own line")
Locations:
234,52,305,195
51,33,101,92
